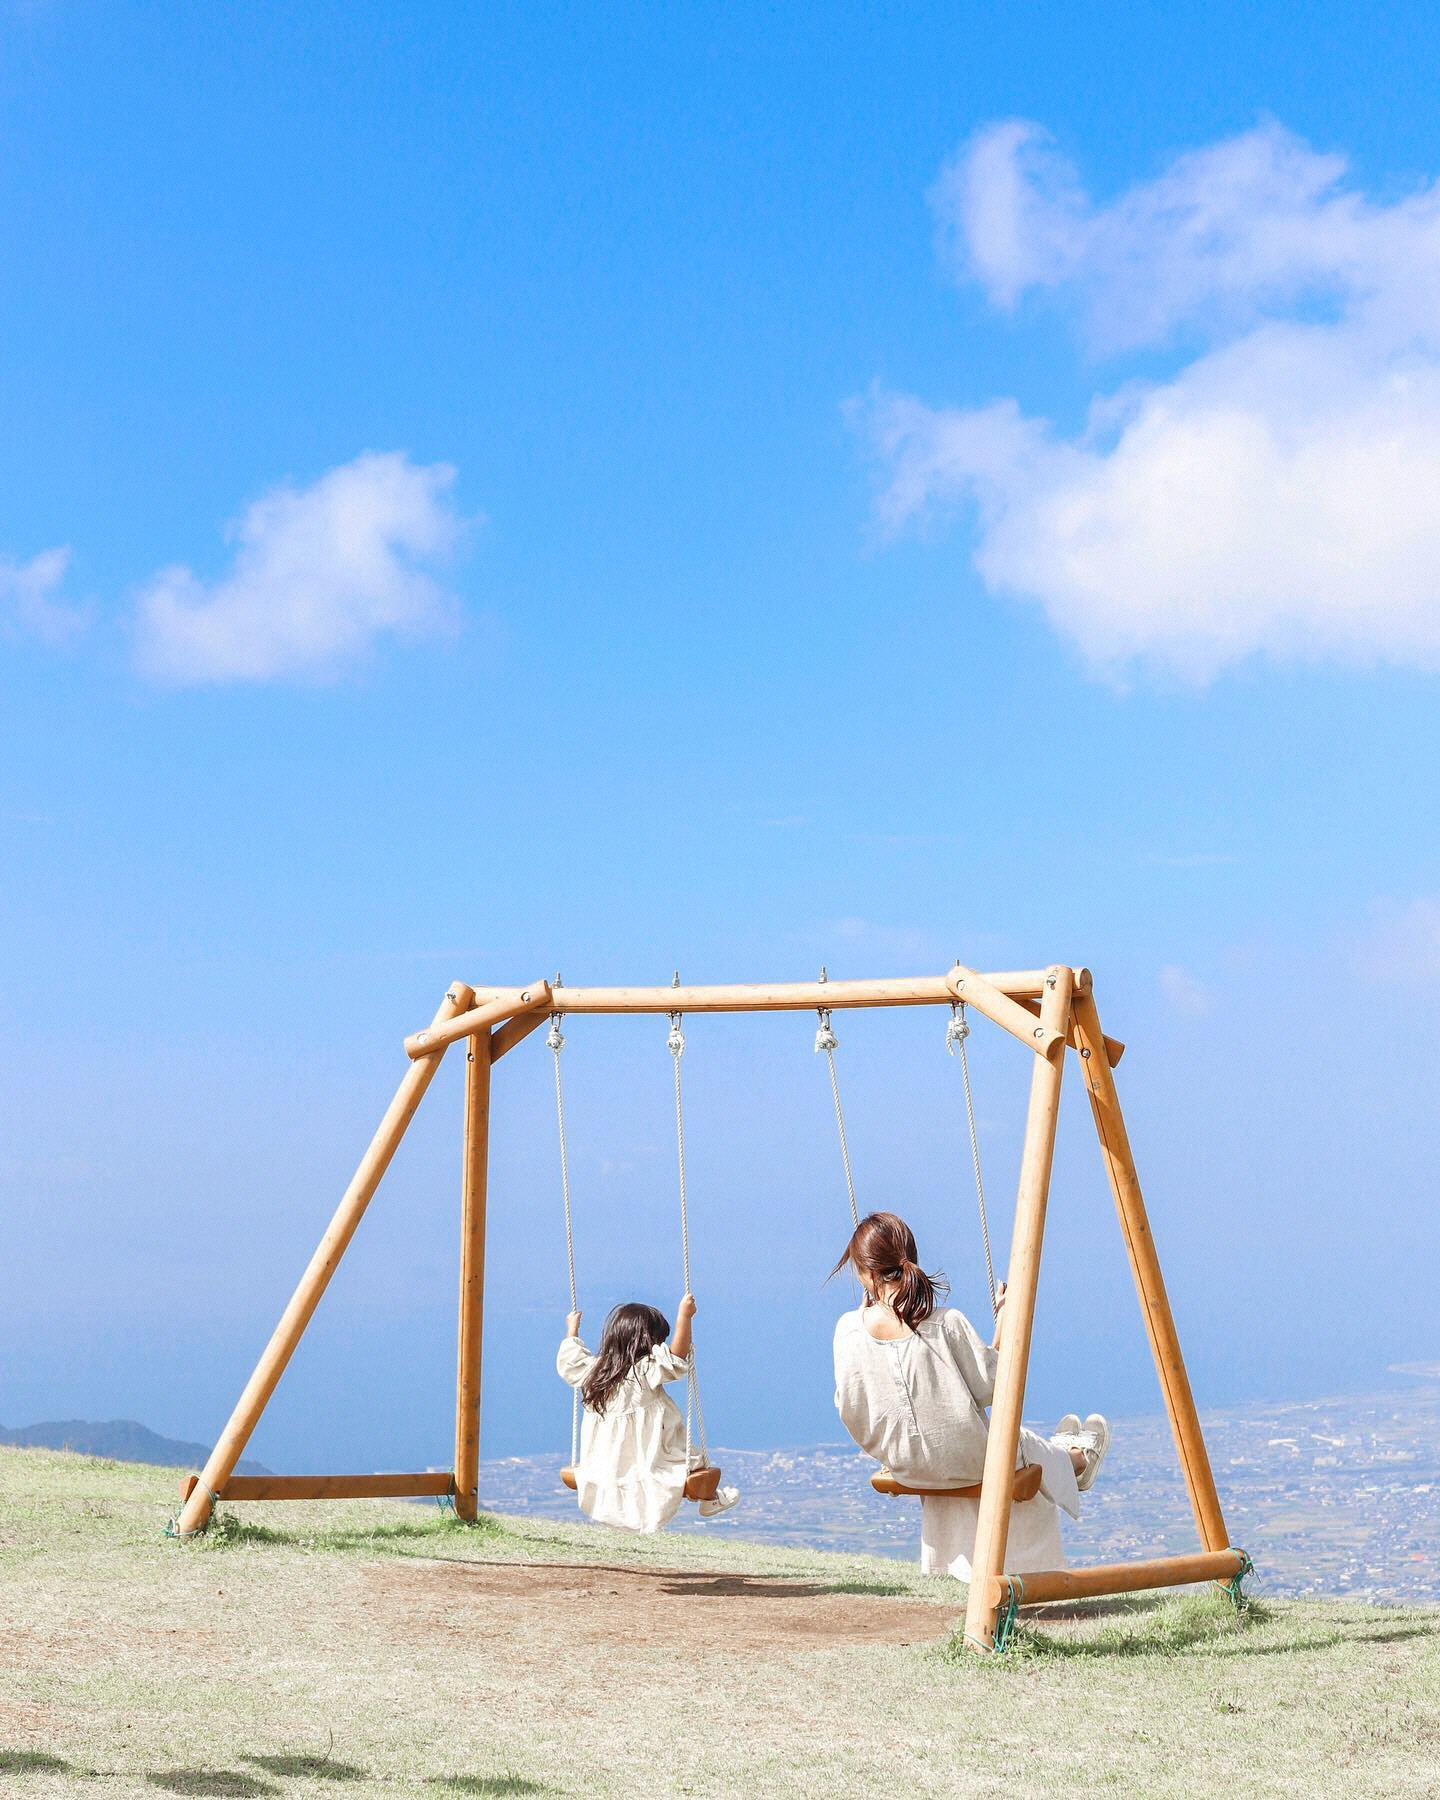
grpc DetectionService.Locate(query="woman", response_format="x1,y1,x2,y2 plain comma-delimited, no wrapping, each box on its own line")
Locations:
831,1211,1109,1580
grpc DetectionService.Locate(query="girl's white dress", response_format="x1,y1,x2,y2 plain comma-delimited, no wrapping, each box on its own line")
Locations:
832,1305,1080,1580
556,1335,693,1533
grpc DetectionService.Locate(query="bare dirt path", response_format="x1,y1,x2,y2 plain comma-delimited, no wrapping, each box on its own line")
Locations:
362,1556,962,1656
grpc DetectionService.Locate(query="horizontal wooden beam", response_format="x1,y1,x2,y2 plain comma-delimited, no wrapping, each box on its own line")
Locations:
181,1471,456,1503
985,1547,1246,1609
404,981,551,1059
464,969,1076,1018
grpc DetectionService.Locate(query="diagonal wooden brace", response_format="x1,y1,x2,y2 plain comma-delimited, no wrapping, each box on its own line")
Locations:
946,964,1067,1063
404,981,551,1059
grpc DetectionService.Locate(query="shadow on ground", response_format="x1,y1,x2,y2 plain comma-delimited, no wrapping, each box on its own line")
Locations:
243,1753,368,1780
199,1511,501,1555
0,1752,72,1776
426,1780,552,1796
954,1591,1440,1665
147,1774,278,1797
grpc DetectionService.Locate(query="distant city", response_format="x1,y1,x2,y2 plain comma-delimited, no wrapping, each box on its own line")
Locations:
7,1368,1434,1603
481,1365,1440,1604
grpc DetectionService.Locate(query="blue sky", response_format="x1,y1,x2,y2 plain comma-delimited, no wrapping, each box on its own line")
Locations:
3,2,1439,1478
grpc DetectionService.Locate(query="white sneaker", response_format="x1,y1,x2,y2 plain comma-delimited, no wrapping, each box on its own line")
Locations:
1054,1413,1081,1441
1074,1414,1110,1491
698,1484,740,1518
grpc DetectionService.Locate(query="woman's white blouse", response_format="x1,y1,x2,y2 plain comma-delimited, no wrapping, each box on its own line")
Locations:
556,1335,693,1533
832,1305,1000,1487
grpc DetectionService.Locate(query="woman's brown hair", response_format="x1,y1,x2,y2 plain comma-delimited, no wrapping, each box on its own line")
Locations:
830,1210,948,1329
580,1302,671,1416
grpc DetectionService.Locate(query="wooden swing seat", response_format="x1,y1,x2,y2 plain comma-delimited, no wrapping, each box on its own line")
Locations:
871,1463,1044,1503
560,1464,723,1503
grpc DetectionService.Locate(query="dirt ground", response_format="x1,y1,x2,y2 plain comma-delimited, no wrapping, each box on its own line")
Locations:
5,1451,1438,1798
365,1555,962,1654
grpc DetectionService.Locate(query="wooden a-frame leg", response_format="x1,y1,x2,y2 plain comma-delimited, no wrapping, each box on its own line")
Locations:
1071,990,1229,1551
175,983,476,1537
962,965,1074,1652
453,1028,492,1521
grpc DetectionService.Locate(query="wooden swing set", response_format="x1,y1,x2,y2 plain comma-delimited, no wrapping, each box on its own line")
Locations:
172,961,1249,1653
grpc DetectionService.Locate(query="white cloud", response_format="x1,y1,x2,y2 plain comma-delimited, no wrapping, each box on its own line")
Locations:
0,547,87,643
134,451,464,683
868,121,1440,681
1158,964,1213,1016
1353,897,1440,985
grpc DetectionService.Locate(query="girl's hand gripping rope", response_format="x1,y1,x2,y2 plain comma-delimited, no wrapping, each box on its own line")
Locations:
672,1293,696,1359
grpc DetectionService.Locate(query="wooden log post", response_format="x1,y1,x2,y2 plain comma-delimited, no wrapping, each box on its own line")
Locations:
453,1028,492,1521
1015,994,1126,1067
174,982,476,1537
1071,989,1230,1551
961,965,1075,1652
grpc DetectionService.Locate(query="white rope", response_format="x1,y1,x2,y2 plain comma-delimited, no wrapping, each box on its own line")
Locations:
947,1001,996,1317
668,1011,709,1468
548,1014,581,1465
816,1007,860,1228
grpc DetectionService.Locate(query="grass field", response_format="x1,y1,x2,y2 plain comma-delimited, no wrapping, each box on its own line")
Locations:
2,1446,1437,1798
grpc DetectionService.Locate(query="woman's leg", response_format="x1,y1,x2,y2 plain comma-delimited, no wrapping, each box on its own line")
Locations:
920,1494,981,1579
1017,1425,1081,1519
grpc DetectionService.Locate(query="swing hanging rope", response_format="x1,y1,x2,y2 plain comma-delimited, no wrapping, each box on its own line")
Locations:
814,970,860,1229
668,1003,710,1469
947,1000,997,1318
547,1010,581,1467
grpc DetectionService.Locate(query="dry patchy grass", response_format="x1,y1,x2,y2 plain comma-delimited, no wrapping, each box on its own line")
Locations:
0,1445,1436,1797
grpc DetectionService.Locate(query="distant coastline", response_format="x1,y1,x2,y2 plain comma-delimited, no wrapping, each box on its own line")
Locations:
0,1418,272,1476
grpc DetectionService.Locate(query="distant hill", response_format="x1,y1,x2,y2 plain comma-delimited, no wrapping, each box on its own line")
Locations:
0,1419,272,1476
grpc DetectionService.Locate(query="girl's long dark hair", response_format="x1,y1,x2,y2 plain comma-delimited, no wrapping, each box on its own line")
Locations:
581,1302,671,1416
830,1210,948,1330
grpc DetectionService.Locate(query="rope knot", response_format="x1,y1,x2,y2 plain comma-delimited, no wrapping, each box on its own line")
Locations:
546,1016,565,1054
945,1003,970,1053
814,1008,838,1054
993,1576,1024,1653
667,1014,686,1058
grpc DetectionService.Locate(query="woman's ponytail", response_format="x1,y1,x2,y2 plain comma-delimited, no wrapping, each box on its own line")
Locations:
891,1253,940,1330
829,1210,948,1328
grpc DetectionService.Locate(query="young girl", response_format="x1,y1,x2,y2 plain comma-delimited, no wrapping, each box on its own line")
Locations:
831,1211,1109,1580
557,1292,740,1533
